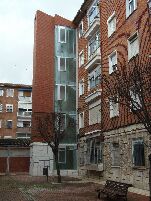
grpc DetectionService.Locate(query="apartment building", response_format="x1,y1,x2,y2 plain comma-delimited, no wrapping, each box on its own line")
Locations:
0,83,32,139
100,0,151,190
73,0,103,178
0,83,32,174
73,0,151,190
30,11,77,176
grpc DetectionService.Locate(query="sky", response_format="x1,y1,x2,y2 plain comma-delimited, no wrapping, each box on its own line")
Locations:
0,0,84,85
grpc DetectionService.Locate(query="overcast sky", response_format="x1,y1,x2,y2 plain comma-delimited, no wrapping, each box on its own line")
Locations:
0,0,83,85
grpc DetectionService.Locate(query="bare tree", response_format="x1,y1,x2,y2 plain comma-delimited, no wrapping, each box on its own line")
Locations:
101,55,151,199
33,109,65,183
102,55,151,133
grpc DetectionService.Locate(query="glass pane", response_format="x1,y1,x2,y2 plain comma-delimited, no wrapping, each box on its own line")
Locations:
60,28,66,42
60,58,66,71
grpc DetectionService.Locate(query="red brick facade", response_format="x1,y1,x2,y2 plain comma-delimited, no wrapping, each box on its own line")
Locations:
100,0,151,132
32,11,75,142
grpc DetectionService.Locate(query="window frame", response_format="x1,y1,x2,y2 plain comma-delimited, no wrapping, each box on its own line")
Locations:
6,89,14,97
58,26,66,43
88,31,100,60
132,138,145,167
0,89,4,96
107,11,116,37
108,50,117,74
111,142,120,167
88,0,99,27
86,139,103,165
0,120,2,128
79,21,84,38
6,104,13,113
79,112,84,129
6,120,12,129
57,84,66,101
126,0,137,18
89,100,101,125
79,50,84,67
79,79,84,96
58,57,67,71
58,147,66,163
109,96,119,118
88,65,100,90
128,32,139,60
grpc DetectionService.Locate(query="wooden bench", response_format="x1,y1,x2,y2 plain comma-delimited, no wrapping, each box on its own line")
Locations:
97,180,132,201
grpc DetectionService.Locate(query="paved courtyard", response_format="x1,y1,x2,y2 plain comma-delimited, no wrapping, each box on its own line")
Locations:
0,175,149,201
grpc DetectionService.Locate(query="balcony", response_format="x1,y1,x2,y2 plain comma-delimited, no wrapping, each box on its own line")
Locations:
18,96,32,102
85,48,101,71
17,111,32,118
85,90,101,103
84,17,100,40
17,127,31,133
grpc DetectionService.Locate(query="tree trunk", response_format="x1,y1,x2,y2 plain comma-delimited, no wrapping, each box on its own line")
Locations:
55,153,61,183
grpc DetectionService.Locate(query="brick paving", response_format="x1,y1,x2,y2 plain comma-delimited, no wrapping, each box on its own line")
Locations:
0,175,149,201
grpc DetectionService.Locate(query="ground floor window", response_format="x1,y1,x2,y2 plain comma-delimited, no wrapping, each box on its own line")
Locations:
86,138,102,165
111,142,120,166
132,138,145,167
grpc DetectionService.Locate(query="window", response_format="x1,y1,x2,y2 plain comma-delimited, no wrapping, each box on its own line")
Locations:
89,100,101,125
88,0,99,26
57,85,66,101
79,21,83,38
126,0,137,17
58,26,66,43
0,89,3,96
18,91,23,97
79,50,84,67
130,87,141,110
58,148,66,163
111,142,120,166
0,120,2,128
132,139,145,166
88,31,100,60
6,104,13,112
88,66,100,89
79,79,84,96
6,120,12,129
107,12,116,37
0,104,2,112
109,51,117,74
109,97,119,118
58,57,66,71
6,89,14,97
128,32,139,60
86,139,102,164
79,112,84,129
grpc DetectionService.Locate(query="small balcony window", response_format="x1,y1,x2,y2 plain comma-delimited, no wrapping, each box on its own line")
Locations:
88,31,100,60
109,51,117,74
126,0,137,17
88,0,99,27
128,32,139,60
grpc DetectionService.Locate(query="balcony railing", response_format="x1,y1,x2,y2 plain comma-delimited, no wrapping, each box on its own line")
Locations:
17,127,31,133
18,96,32,102
17,111,32,117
